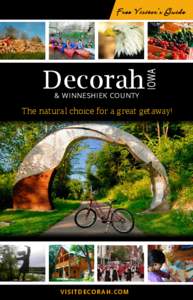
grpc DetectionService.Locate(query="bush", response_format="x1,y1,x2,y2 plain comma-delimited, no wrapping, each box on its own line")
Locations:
108,176,151,202
0,173,15,209
171,185,193,210
170,210,193,229
111,191,128,205
66,179,84,200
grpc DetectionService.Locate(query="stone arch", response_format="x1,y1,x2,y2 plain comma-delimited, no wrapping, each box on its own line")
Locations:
13,124,169,211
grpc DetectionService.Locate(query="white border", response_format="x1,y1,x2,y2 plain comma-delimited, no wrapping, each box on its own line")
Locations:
0,241,193,285
0,19,192,63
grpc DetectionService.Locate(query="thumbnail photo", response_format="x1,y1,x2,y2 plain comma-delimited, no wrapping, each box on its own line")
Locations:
97,245,144,282
0,244,45,281
148,22,193,60
49,21,95,60
148,245,193,282
98,22,144,59
0,122,192,240
0,22,45,59
49,244,94,281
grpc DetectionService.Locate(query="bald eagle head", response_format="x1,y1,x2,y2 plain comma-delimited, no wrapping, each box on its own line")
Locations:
113,24,144,57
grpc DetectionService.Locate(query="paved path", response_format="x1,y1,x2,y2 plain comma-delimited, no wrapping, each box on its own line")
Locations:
42,202,143,238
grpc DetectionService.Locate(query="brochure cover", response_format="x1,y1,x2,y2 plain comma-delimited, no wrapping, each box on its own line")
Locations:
0,0,192,298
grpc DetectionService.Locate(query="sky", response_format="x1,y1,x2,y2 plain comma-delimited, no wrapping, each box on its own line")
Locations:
16,244,45,267
0,22,45,43
70,139,104,181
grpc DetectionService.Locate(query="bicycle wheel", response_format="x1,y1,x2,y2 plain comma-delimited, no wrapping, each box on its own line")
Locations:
111,208,134,233
74,208,97,228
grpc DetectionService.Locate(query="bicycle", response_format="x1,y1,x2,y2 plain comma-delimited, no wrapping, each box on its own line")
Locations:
74,198,134,234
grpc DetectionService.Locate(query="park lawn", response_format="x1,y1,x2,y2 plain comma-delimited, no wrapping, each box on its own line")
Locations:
111,195,193,236
135,211,193,236
0,198,80,236
21,274,45,282
50,278,94,282
0,52,45,59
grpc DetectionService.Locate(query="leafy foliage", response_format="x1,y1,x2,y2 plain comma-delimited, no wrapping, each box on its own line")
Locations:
0,121,193,236
49,245,60,280
70,245,94,275
110,246,130,262
0,245,18,281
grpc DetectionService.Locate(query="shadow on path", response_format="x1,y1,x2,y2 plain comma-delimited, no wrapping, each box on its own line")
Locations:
42,202,143,239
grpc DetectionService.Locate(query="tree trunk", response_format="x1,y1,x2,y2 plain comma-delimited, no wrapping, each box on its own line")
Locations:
156,122,161,144
84,245,92,276
163,122,169,138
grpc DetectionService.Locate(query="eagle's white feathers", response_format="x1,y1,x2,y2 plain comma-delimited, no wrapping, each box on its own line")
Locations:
113,24,144,57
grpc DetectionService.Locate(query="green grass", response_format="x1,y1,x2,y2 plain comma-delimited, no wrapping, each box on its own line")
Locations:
22,273,45,282
111,195,193,236
0,198,80,236
102,183,193,236
92,164,193,236
50,277,94,282
135,210,193,236
0,52,45,59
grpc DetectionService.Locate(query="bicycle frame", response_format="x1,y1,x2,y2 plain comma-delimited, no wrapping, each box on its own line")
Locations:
88,198,112,222
75,199,135,233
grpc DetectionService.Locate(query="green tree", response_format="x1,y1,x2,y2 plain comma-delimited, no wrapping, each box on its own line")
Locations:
86,143,134,197
51,141,87,200
84,122,193,211
3,26,18,39
0,121,69,208
0,122,47,208
70,245,94,276
49,245,60,280
0,245,18,281
31,35,42,43
66,179,84,200
110,247,129,262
